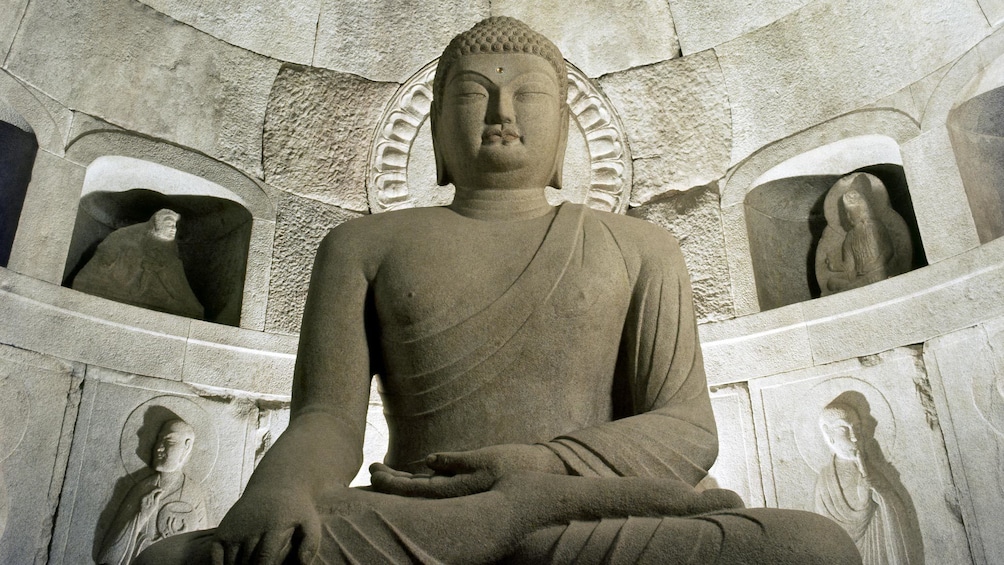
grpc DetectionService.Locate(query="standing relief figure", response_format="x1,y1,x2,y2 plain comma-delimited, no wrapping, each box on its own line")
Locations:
814,398,922,565
98,419,207,565
815,173,912,296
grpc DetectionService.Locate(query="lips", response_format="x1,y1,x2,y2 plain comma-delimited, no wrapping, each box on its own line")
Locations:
482,127,521,144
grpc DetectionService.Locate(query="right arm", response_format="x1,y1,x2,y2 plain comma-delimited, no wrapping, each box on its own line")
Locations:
214,223,381,564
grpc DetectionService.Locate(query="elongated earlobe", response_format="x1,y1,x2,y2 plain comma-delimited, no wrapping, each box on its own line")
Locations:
431,106,452,186
549,104,569,190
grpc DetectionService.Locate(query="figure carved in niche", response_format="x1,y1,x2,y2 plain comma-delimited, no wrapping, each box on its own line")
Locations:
72,209,204,319
138,17,859,565
814,396,922,565
98,419,207,565
815,173,912,296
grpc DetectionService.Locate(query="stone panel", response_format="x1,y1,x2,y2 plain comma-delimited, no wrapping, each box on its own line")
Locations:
139,0,320,64
265,193,362,335
263,66,397,212
717,0,989,164
6,0,280,177
925,321,1004,564
671,0,809,55
312,0,489,83
490,0,679,78
49,368,257,565
629,183,733,323
750,348,970,565
599,50,730,206
702,383,764,507
239,219,275,331
0,345,81,565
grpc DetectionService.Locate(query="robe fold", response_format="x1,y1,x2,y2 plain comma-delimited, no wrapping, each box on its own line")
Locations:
377,203,716,484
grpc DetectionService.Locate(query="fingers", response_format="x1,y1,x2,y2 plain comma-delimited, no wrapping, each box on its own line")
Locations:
297,517,322,565
426,451,478,473
255,529,294,565
368,462,415,478
694,488,745,514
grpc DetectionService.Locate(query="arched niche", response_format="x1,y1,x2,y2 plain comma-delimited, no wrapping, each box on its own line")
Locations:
744,135,926,311
0,100,38,267
63,156,253,326
946,51,1004,244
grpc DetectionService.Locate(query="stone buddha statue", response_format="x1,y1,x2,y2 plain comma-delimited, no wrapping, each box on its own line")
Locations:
138,17,859,565
72,208,204,320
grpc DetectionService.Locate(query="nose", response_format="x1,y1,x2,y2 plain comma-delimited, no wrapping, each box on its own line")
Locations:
486,90,515,125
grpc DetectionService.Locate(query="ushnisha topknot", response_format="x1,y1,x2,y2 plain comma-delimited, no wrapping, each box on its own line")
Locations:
434,16,568,106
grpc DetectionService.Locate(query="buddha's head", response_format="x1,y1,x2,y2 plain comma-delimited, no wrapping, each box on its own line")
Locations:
819,402,862,461
431,17,569,191
150,209,180,242
151,418,195,473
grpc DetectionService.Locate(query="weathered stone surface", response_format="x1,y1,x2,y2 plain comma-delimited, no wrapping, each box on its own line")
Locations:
924,320,1004,564
312,0,488,83
0,69,71,155
0,345,81,565
702,384,764,506
599,50,730,206
719,203,759,316
239,219,275,331
804,236,1004,365
977,0,1004,26
138,0,320,64
264,66,397,213
265,193,362,334
750,347,970,565
490,0,679,77
671,0,809,55
6,0,280,177
0,267,192,379
700,305,812,386
902,126,980,262
0,0,28,62
717,0,989,164
49,369,257,565
630,183,733,323
7,150,84,285
184,320,296,397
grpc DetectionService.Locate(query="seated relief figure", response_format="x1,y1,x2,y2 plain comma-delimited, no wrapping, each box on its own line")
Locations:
815,173,912,296
100,419,208,565
814,400,920,565
139,17,859,565
72,208,204,320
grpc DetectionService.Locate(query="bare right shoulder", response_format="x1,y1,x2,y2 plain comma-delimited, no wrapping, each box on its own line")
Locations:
317,207,451,280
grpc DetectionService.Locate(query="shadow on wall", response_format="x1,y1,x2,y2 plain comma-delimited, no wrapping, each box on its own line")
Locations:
0,120,38,267
63,189,252,326
745,164,926,311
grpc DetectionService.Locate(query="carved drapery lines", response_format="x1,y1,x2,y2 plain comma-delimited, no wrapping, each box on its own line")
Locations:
367,59,631,214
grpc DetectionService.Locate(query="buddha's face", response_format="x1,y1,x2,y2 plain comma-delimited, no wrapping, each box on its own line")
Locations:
152,429,193,473
434,53,564,189
152,215,178,241
823,414,860,461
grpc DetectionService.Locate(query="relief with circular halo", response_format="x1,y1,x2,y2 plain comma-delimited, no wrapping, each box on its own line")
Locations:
368,59,631,214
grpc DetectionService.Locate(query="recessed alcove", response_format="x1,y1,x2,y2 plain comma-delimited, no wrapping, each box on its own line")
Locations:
744,137,926,311
948,83,1004,243
63,157,254,326
0,104,38,267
